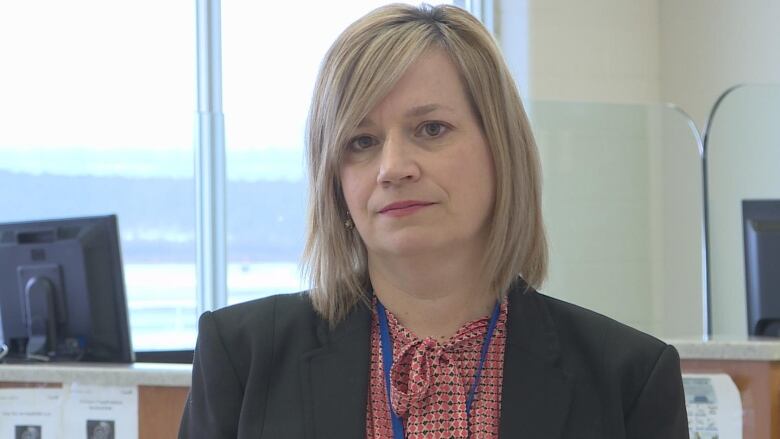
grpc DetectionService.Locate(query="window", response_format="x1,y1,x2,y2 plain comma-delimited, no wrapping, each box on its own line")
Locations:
0,1,197,351
1,0,475,353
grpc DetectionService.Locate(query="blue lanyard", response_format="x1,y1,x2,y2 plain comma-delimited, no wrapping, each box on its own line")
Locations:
376,299,501,439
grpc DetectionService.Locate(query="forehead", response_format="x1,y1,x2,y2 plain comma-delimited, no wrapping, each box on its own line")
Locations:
366,47,471,118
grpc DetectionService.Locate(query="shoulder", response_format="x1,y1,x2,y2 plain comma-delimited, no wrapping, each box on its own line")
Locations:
537,292,668,359
207,290,318,333
535,292,676,389
530,292,687,434
196,291,322,379
183,292,323,437
203,290,321,350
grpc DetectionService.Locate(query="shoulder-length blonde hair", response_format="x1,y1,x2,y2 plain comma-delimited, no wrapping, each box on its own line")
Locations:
302,3,547,324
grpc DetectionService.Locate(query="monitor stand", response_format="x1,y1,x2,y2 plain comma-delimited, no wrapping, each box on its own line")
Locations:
23,276,59,359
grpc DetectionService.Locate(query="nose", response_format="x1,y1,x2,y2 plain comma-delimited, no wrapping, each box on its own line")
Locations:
376,133,421,185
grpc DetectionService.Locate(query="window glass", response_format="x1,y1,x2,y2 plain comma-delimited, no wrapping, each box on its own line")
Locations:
0,1,196,351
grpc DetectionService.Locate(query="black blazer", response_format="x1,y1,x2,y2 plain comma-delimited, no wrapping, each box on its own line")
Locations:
179,283,688,438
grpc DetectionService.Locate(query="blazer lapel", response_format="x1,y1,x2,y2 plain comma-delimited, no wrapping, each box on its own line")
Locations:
300,301,371,439
500,284,573,437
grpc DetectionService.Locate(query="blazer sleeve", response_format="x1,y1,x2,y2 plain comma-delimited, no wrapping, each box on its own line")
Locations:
624,345,689,438
179,310,246,439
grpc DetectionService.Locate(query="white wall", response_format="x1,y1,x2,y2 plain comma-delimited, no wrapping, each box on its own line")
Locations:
519,0,780,338
523,0,663,335
526,0,780,112
660,1,780,337
527,0,660,104
659,0,780,128
523,0,703,338
531,102,656,334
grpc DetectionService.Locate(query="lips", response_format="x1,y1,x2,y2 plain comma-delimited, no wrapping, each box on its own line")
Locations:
378,200,435,215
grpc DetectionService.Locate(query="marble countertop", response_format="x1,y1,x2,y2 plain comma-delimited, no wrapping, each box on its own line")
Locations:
0,362,192,387
669,338,780,361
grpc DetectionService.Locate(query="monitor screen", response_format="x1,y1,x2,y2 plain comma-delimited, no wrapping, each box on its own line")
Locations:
743,200,780,336
0,215,133,362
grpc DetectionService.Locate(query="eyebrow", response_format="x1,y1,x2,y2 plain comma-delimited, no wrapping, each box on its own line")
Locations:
405,103,454,118
357,103,455,128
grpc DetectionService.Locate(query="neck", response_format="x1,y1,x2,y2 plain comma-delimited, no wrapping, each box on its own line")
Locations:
368,251,497,341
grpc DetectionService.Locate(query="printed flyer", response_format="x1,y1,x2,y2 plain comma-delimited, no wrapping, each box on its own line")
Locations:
0,388,63,439
0,384,137,438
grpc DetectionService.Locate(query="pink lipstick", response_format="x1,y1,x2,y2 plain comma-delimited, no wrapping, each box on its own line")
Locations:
378,200,434,217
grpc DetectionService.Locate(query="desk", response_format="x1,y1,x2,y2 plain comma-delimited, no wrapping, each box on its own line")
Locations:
0,363,191,439
674,339,780,439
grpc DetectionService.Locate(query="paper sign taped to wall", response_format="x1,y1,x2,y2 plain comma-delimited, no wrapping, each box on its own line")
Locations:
683,373,742,439
0,384,137,438
0,388,63,439
62,383,138,439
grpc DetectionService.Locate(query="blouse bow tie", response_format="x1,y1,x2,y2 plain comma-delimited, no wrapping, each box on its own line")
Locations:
388,319,490,417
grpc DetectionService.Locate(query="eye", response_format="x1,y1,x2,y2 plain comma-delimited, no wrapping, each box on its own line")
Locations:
347,135,377,151
419,122,448,138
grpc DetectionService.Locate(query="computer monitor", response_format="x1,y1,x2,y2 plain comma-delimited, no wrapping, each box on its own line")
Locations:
743,200,780,336
0,215,134,362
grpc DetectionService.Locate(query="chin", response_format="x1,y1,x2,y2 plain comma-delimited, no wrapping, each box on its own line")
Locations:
374,233,450,257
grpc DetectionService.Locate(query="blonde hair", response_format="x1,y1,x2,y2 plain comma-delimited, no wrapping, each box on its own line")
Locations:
303,3,547,324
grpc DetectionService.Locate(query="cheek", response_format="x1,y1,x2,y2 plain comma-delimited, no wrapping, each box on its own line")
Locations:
481,152,497,205
456,142,496,212
339,166,371,214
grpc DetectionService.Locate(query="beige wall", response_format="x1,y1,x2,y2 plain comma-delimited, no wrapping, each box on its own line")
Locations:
520,0,780,338
524,0,675,337
658,1,780,337
528,0,660,104
527,0,780,113
659,0,780,128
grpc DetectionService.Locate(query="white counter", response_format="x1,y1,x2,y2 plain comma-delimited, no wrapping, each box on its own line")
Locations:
0,362,192,387
1,339,780,387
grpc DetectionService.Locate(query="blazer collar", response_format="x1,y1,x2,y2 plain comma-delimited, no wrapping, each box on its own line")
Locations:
299,298,372,439
500,281,573,437
300,284,573,438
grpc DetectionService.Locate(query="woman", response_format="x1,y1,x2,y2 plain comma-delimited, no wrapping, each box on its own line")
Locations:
179,4,688,438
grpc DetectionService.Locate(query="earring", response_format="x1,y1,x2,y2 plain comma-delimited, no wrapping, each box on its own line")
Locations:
344,212,354,230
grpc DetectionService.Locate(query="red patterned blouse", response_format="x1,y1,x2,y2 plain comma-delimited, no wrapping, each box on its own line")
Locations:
365,299,508,438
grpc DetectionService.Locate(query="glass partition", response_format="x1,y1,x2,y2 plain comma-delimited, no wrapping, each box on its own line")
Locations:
528,101,704,339
705,85,780,338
